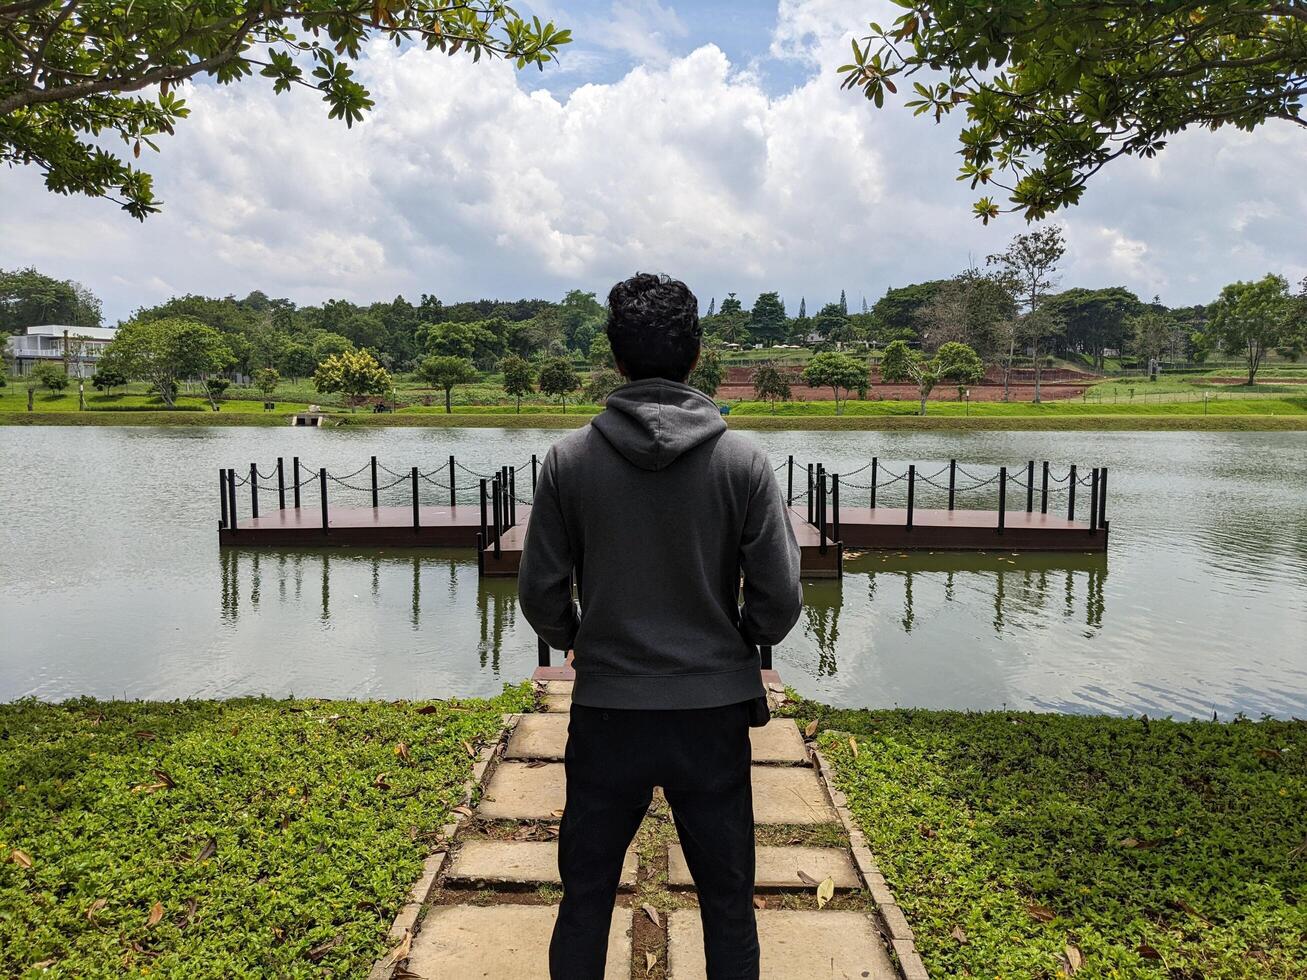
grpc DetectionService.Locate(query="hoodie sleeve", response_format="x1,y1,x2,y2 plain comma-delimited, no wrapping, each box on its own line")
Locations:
518,447,581,651
739,455,803,646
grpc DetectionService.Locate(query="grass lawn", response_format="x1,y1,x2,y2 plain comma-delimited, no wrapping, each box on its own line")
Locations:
0,689,530,978
786,700,1307,979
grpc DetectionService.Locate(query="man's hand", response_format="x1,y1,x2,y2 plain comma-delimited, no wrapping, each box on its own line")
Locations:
567,649,575,667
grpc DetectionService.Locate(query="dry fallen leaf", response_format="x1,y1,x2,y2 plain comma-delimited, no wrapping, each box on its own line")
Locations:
10,848,33,869
1064,943,1084,973
462,741,477,758
395,742,411,762
373,773,391,790
848,737,859,759
388,929,412,964
416,705,441,715
1026,902,1056,923
147,901,165,927
194,838,217,862
753,896,767,910
86,898,107,922
1137,941,1162,961
816,876,835,909
950,925,967,944
804,719,819,738
645,951,657,975
796,869,819,887
641,904,661,928
307,935,342,962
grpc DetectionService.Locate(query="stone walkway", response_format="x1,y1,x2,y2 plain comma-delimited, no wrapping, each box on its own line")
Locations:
371,674,926,979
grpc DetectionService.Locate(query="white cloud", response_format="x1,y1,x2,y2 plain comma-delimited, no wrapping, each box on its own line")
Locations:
1,0,1305,322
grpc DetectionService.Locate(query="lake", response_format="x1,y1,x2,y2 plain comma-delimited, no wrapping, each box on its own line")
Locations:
2,426,1305,718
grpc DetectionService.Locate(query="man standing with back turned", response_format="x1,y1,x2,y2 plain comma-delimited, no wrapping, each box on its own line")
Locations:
518,273,803,979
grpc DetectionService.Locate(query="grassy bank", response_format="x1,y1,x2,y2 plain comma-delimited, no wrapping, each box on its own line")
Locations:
5,410,1307,431
0,689,530,978
787,700,1307,979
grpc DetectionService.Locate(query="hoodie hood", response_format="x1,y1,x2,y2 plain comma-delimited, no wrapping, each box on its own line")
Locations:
591,378,727,471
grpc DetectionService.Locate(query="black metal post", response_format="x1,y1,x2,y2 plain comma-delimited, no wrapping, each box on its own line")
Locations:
531,454,539,494
227,469,238,534
449,455,456,508
371,456,379,508
870,457,878,509
818,470,828,554
277,457,286,510
319,468,329,533
907,464,915,529
807,464,814,524
476,530,484,575
1026,460,1034,513
219,469,229,528
1098,468,1108,527
492,476,503,558
760,645,773,670
249,463,259,518
998,466,1007,533
480,478,488,545
509,467,517,526
832,474,840,544
1041,461,1049,514
538,636,551,668
1089,468,1100,533
500,466,510,530
947,459,956,511
411,466,420,530
293,456,301,509
1068,464,1078,521
786,455,794,505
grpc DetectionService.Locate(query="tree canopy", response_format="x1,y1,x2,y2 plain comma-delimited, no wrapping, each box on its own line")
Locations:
1209,274,1303,383
416,354,478,413
880,339,984,415
2,1,570,217
1,267,102,331
803,351,867,414
99,316,233,406
840,2,1307,221
312,347,391,410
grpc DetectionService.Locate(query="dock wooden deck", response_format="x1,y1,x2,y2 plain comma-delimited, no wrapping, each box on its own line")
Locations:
218,504,525,549
829,506,1107,552
477,511,844,578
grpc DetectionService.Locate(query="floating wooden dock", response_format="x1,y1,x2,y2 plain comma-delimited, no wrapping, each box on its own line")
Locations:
217,454,1110,577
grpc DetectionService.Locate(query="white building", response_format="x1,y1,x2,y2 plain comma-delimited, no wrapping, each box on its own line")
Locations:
6,325,117,378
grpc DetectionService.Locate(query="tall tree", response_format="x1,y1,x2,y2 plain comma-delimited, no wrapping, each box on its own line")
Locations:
311,348,391,411
880,339,984,416
417,355,478,414
0,267,102,331
99,317,233,407
500,354,535,414
987,226,1066,402
750,362,792,414
803,351,867,415
1209,274,1301,384
2,3,570,217
812,302,852,343
749,292,787,345
1130,305,1173,379
1042,287,1143,371
838,289,848,315
537,357,580,413
798,297,807,319
872,280,948,343
840,2,1307,221
689,346,725,397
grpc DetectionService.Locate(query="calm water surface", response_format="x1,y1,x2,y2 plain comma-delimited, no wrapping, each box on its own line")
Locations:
2,426,1305,718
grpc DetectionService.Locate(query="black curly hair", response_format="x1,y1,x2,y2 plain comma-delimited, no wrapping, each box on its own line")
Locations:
605,273,701,382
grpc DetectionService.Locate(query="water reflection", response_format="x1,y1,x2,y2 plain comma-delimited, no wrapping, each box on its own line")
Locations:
797,552,1107,677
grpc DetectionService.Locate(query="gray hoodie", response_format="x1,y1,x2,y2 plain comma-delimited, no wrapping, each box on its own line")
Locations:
518,378,803,710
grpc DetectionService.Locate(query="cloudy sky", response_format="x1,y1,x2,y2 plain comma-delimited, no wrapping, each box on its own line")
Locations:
4,0,1305,323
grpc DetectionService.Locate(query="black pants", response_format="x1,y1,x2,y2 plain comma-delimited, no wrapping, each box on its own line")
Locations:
549,701,759,980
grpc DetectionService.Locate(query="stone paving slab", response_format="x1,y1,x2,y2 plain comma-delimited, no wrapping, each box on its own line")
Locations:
407,904,630,978
542,696,572,713
749,719,808,764
447,839,636,887
542,680,574,695
505,713,570,760
477,763,566,821
667,844,859,890
507,715,808,764
749,767,838,824
667,909,896,980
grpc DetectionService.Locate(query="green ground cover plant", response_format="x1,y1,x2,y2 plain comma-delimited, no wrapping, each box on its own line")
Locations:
786,701,1307,979
0,689,530,978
